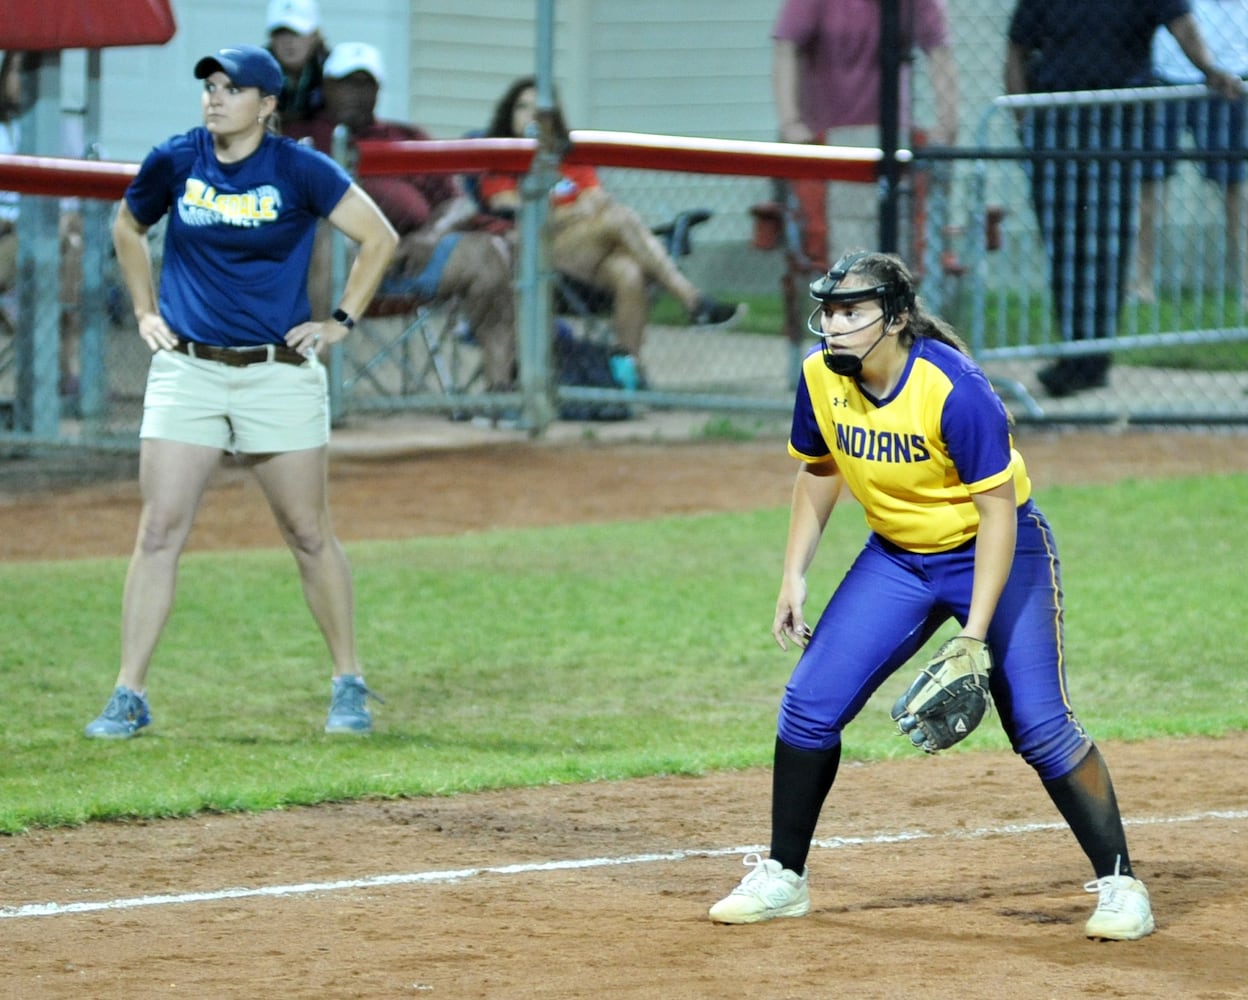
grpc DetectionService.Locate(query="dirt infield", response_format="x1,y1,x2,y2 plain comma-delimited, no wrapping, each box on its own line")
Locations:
2,424,1246,999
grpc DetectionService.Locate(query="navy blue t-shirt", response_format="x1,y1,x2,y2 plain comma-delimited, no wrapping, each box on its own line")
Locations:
1009,0,1191,92
124,128,351,347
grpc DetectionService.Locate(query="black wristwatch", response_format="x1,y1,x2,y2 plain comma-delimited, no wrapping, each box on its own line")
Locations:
331,308,356,330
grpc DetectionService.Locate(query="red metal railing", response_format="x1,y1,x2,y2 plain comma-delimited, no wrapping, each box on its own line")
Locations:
354,130,893,183
0,153,136,198
0,131,894,197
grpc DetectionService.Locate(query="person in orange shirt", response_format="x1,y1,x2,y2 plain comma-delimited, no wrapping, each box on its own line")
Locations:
480,77,743,378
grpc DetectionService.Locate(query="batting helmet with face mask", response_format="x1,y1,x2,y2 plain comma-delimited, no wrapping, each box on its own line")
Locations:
807,250,915,376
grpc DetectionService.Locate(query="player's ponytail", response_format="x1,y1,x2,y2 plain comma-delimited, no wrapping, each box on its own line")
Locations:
841,252,1010,422
908,300,973,358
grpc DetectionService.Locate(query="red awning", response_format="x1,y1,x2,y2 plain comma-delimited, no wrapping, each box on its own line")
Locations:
0,0,176,51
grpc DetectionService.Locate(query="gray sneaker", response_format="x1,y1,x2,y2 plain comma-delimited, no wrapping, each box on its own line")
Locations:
325,675,381,734
84,686,152,739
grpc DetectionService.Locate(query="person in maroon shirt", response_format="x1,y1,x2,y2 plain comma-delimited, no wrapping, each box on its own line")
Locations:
286,42,516,393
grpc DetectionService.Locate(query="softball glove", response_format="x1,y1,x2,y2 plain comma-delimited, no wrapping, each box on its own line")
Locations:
890,636,993,753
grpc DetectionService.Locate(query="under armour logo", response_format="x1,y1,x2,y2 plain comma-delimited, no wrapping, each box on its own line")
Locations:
830,397,850,407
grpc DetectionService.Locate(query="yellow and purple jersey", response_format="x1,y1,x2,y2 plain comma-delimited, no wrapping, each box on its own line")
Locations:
788,337,1031,553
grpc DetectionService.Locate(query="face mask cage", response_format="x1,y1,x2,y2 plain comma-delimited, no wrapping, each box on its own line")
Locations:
805,284,893,338
808,253,913,331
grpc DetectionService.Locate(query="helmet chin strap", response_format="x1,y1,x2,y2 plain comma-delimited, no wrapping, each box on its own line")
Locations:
818,307,894,377
823,327,890,377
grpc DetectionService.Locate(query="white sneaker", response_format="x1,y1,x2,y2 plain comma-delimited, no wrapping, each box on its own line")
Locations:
1084,868,1155,941
709,852,809,924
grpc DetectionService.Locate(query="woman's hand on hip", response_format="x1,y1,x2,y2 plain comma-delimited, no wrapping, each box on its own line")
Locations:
136,310,176,352
286,318,343,357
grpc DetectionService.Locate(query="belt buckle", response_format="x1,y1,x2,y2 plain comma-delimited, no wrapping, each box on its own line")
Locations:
226,344,271,366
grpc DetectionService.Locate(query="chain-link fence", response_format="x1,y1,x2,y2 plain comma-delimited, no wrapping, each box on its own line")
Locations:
1,190,149,447
3,1,1247,445
917,83,1248,422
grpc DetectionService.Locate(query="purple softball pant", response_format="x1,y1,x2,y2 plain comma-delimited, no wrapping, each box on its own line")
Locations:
778,500,1091,781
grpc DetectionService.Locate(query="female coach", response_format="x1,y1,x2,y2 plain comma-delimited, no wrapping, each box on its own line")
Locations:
84,45,397,738
707,250,1153,941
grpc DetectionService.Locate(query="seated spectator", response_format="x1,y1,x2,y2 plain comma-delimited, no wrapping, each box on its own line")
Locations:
264,0,330,123
479,76,743,375
285,43,516,393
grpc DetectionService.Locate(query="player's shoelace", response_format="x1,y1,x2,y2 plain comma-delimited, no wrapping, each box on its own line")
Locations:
1085,876,1131,910
735,853,770,886
1083,858,1143,915
1082,860,1152,940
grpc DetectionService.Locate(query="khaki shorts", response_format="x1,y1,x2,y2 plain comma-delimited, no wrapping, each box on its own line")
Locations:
140,348,329,453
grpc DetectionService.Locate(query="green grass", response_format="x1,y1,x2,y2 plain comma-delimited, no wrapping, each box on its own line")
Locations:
657,285,1248,370
650,291,788,337
2,474,1246,834
977,289,1248,370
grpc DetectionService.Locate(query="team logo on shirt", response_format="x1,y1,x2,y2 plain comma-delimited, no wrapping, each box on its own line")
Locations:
834,423,930,463
179,178,280,227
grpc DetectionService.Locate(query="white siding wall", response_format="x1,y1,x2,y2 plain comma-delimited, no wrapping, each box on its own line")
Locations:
78,1,1005,162
407,2,542,137
408,0,775,141
404,0,1001,143
45,0,1034,294
91,0,412,161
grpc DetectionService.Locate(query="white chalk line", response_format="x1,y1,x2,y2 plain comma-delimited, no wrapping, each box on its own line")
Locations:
3,808,1243,921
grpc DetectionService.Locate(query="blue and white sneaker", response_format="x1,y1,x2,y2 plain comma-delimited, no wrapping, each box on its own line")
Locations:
84,686,152,739
325,675,381,734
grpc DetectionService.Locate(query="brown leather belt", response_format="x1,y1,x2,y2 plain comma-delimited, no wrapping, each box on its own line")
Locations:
173,337,308,367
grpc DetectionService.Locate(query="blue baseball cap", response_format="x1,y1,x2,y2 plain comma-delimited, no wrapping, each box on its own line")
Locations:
194,45,284,97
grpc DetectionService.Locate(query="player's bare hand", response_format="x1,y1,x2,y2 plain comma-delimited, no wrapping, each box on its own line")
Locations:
773,576,811,651
773,606,812,651
136,310,176,352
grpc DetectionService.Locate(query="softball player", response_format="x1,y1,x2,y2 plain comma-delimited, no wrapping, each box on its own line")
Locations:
708,251,1153,940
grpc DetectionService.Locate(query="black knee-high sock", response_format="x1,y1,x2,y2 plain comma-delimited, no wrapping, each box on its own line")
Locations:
770,736,842,874
1042,744,1133,879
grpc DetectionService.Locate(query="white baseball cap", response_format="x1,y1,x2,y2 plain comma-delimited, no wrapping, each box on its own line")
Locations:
266,0,321,36
323,42,386,87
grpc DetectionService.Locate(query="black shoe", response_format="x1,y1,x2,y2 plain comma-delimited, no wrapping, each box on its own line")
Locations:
1037,355,1110,398
691,297,745,327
